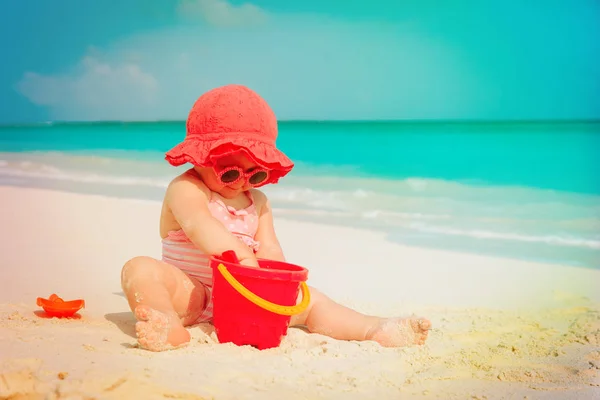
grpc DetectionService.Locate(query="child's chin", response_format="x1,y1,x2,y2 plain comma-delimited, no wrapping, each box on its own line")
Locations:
219,187,243,198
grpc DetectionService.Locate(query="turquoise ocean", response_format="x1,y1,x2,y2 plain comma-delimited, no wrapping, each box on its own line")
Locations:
1,120,599,268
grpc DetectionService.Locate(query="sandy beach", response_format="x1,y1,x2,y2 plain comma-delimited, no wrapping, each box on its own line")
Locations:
1,185,599,399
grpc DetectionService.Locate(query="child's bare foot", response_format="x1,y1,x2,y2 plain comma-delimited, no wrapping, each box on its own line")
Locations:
366,317,431,347
134,305,191,351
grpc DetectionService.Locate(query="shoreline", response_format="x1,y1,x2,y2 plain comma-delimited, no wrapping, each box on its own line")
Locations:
1,185,599,399
1,176,598,270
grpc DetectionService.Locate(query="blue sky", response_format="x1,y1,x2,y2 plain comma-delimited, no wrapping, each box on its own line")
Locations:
1,0,599,122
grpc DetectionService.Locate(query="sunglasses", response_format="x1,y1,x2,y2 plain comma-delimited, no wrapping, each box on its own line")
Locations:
215,165,270,187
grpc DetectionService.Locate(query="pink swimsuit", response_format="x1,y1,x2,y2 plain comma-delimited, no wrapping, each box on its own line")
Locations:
161,191,260,323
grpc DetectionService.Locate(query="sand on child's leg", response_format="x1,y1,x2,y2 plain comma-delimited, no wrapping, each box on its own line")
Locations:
291,287,431,347
366,317,431,347
121,256,209,351
134,305,190,352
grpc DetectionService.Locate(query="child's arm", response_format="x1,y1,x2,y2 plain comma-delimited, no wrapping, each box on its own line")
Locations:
165,174,259,267
252,190,286,262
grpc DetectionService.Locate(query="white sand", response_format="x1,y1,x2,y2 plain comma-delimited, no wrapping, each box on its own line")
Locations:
0,186,599,399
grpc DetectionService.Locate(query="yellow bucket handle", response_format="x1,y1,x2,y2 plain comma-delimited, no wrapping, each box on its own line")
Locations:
217,263,310,316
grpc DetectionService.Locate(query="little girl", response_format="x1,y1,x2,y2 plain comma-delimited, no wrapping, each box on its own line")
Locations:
120,84,431,351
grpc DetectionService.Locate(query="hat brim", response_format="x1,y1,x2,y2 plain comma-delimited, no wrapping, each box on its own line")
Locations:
165,136,294,185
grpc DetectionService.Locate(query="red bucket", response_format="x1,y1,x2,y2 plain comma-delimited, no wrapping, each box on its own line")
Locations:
210,252,310,350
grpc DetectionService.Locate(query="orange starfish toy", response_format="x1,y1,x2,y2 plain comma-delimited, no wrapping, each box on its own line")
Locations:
36,294,85,318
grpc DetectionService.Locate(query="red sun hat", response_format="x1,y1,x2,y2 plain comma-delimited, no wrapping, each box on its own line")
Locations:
165,84,294,185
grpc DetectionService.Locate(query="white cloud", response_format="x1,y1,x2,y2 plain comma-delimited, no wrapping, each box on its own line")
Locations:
10,0,600,122
16,56,159,121
177,0,268,27
13,0,474,121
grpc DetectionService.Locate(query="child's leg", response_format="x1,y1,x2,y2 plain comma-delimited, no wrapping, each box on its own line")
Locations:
120,256,208,351
290,287,431,347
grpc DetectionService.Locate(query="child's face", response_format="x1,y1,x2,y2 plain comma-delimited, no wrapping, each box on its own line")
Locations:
194,153,268,198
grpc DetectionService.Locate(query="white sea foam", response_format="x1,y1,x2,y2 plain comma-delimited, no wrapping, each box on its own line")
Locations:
1,153,599,259
406,222,600,250
0,160,170,188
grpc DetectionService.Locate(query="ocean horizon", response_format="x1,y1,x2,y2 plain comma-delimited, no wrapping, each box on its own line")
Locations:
3,118,600,131
1,119,599,269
